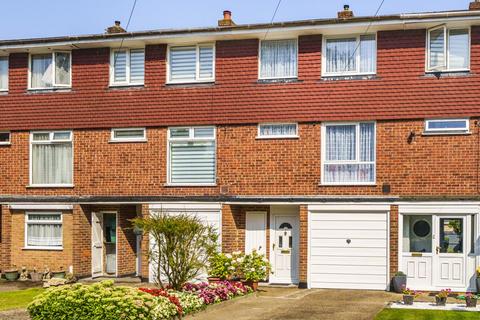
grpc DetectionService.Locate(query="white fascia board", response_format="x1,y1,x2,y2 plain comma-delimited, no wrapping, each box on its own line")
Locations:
308,203,391,212
9,204,74,210
149,202,222,211
399,204,480,214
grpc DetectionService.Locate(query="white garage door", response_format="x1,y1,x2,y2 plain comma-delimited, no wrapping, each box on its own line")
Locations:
309,207,389,290
148,203,222,283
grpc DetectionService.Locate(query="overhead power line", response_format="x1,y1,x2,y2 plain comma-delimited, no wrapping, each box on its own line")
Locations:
264,0,284,40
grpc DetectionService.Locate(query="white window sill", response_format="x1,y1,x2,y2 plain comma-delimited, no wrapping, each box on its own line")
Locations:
422,131,471,136
322,72,376,77
425,69,470,74
166,80,215,85
109,139,147,143
164,183,217,187
0,89,8,94
22,246,63,251
109,83,144,88
319,182,377,186
256,135,299,140
0,142,11,146
27,87,72,93
27,184,74,188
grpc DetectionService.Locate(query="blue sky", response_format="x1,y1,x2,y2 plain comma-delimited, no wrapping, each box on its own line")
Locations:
0,0,474,40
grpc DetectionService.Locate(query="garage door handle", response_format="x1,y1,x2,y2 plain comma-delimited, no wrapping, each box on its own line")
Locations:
346,239,351,244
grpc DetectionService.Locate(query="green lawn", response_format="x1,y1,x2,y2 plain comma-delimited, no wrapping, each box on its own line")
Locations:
375,309,479,320
0,288,44,311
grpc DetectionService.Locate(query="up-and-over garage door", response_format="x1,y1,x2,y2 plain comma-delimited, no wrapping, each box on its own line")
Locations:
148,203,222,283
308,205,389,290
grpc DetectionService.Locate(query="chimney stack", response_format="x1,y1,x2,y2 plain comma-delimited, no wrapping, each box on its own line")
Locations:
470,0,480,10
338,4,354,19
106,21,126,34
218,10,236,27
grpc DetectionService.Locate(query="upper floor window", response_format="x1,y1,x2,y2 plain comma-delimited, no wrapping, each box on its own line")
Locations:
30,131,73,186
110,48,145,85
111,127,146,142
257,123,298,138
424,118,469,134
259,39,298,79
0,131,11,145
25,212,63,249
0,56,8,91
168,44,215,83
322,122,375,185
30,52,71,89
323,34,376,76
427,27,470,72
168,127,216,185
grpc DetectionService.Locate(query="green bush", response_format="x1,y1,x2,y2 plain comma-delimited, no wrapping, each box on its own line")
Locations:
28,281,157,320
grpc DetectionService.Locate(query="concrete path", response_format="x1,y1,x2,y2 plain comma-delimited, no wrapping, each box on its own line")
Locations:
187,287,400,320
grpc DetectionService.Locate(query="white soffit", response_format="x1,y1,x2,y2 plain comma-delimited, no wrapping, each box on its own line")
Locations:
9,204,74,210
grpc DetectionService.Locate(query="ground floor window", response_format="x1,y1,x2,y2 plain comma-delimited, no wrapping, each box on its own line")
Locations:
402,215,432,253
25,212,62,248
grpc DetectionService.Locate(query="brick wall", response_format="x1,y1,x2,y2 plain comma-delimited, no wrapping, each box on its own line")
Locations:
389,205,399,277
298,205,308,286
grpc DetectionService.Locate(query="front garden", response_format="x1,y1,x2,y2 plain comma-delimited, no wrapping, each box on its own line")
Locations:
23,211,271,319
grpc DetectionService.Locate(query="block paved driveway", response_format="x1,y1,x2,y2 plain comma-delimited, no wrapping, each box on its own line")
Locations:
187,287,399,320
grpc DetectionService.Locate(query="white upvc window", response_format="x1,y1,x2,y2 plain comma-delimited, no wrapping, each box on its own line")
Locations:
321,122,376,185
25,212,63,250
30,131,73,187
257,123,298,139
259,39,298,79
427,26,470,72
0,56,8,91
424,118,469,134
110,128,146,142
167,44,215,83
167,126,216,185
0,131,10,145
29,52,71,89
110,48,145,85
323,34,376,76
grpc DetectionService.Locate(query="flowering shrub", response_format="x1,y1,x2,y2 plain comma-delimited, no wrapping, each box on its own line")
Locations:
183,281,251,305
401,286,421,297
208,251,243,279
28,281,156,320
476,266,480,278
151,296,179,320
139,288,183,315
436,288,452,299
170,291,205,315
457,292,480,300
241,249,271,282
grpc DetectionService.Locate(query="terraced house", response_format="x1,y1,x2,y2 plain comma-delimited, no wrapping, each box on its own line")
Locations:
1,2,480,292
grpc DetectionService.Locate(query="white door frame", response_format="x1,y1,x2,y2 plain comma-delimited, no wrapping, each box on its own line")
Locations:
398,204,479,291
91,211,118,278
269,205,299,284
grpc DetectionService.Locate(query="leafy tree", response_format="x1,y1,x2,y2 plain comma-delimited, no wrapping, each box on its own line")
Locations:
132,212,218,290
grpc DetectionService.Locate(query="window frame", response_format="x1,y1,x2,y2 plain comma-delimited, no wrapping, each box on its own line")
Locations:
0,131,11,145
258,38,299,80
0,55,8,92
109,47,145,86
24,211,63,250
257,123,299,139
424,118,470,134
322,33,377,77
320,121,377,186
166,43,216,84
29,130,74,187
426,26,471,73
110,128,147,142
28,51,72,90
167,126,217,186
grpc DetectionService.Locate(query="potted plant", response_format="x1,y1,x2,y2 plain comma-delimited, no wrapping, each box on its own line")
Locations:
3,267,19,281
457,293,479,308
29,268,43,282
392,271,407,293
402,287,421,305
208,253,233,283
240,249,271,291
435,288,452,306
51,267,66,279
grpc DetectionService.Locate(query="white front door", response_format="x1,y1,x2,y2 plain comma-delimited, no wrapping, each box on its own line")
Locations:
92,212,103,278
271,215,299,284
433,216,467,288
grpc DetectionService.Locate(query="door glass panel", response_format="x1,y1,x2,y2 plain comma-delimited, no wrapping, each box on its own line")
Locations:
439,218,463,253
403,215,432,253
289,236,292,249
278,235,283,249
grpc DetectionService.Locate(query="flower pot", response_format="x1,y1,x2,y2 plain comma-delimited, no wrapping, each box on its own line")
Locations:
207,277,222,284
392,276,407,293
4,270,19,281
435,296,447,306
242,280,258,291
465,297,477,308
30,272,43,282
402,294,414,305
51,271,66,279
